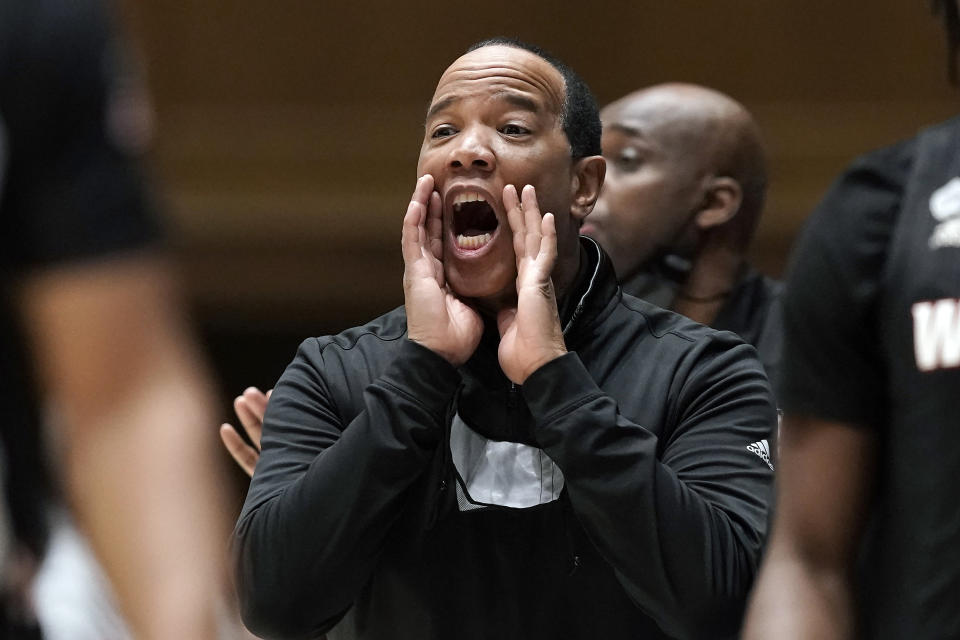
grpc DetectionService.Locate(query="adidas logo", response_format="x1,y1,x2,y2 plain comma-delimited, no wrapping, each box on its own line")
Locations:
747,439,774,471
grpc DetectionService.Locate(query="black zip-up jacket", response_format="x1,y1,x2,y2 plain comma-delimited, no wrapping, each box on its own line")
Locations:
233,239,776,640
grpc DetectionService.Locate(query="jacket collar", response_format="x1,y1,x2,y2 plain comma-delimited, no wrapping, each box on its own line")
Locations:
557,236,620,350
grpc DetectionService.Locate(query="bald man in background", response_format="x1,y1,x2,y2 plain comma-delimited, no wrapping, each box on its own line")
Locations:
582,83,781,388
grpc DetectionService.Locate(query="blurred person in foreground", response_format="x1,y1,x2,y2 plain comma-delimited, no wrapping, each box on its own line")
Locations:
223,84,780,475
232,38,776,640
743,2,960,638
0,0,230,638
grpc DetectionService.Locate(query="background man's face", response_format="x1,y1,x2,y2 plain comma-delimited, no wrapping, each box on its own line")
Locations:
417,45,575,304
582,106,703,280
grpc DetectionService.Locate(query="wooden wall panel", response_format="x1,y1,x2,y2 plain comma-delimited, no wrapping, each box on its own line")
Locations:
118,0,959,331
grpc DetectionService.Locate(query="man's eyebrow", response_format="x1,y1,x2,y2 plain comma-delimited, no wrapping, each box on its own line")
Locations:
497,91,541,113
425,96,458,121
425,91,544,123
607,123,643,137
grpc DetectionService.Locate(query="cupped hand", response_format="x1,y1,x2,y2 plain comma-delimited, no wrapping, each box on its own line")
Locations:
402,174,483,366
497,184,567,384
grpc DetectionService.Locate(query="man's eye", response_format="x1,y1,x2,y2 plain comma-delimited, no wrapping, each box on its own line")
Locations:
615,152,643,171
500,124,530,136
431,126,457,139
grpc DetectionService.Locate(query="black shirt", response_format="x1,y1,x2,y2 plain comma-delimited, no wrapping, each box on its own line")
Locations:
711,269,783,392
0,0,160,558
780,117,960,639
621,265,783,392
235,239,777,640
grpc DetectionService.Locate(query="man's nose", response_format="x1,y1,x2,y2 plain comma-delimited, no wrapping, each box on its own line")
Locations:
449,129,495,171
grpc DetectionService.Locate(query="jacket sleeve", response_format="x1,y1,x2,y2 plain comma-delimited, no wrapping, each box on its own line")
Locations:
232,338,460,639
524,336,776,639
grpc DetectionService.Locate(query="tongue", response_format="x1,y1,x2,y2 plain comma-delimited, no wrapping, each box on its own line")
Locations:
462,228,488,237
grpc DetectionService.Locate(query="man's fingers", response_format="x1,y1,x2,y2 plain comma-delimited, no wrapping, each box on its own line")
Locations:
224,385,272,475
402,200,426,264
520,184,541,221
233,396,264,447
426,191,445,284
219,424,259,477
427,190,443,260
539,212,558,266
521,185,543,257
503,183,521,216
241,386,269,419
402,175,435,264
503,184,526,259
506,184,553,268
413,173,435,206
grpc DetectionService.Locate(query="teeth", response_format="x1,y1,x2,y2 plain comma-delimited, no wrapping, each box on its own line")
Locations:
456,233,492,250
452,191,486,210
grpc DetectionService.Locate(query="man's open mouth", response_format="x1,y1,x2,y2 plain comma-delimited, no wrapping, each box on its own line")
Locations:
452,192,499,250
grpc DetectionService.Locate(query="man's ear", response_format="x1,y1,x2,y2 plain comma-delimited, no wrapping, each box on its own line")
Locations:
570,156,606,222
695,176,742,229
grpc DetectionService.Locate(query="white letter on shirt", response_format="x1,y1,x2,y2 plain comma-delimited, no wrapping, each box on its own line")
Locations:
912,298,960,371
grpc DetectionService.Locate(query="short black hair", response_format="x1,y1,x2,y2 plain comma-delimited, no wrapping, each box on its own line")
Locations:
466,37,602,158
932,0,960,83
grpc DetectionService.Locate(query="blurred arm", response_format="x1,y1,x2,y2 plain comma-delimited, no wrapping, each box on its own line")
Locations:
742,415,876,639
17,253,229,640
741,141,905,639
